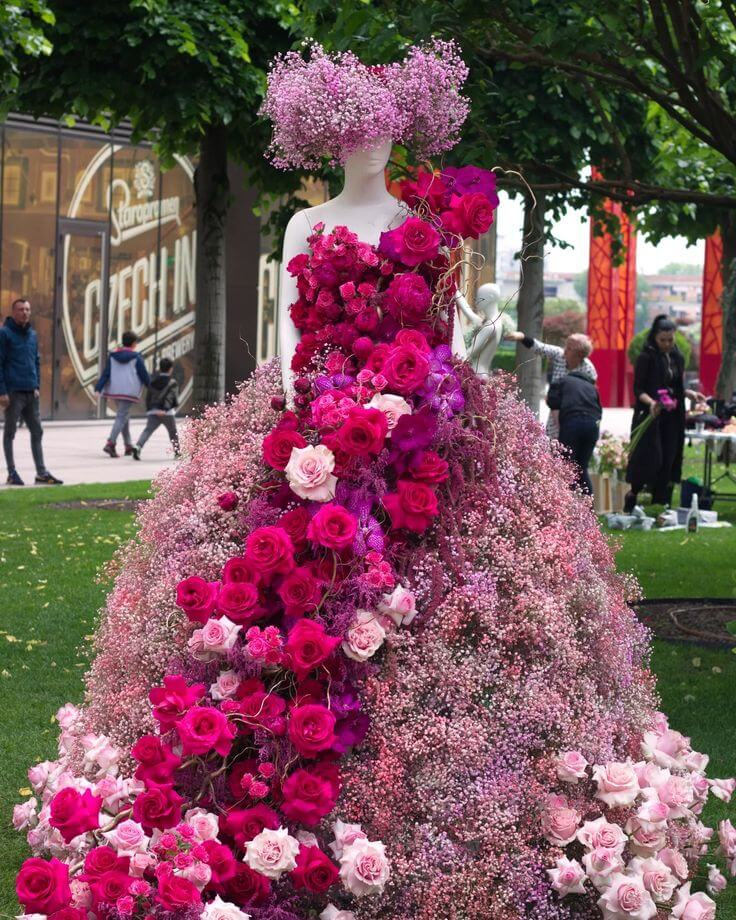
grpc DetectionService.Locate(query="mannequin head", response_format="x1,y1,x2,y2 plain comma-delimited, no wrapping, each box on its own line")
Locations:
476,283,501,319
343,138,393,179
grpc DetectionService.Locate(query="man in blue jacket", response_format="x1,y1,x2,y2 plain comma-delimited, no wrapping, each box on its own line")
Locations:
95,331,150,457
0,299,62,486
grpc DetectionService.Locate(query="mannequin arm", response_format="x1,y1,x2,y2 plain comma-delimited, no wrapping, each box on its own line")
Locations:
452,299,467,360
278,211,312,394
455,290,483,327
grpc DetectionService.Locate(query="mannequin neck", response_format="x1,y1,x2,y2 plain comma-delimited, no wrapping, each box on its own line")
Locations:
336,161,394,208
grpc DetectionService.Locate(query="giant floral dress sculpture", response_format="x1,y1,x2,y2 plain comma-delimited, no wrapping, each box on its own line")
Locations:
12,41,735,920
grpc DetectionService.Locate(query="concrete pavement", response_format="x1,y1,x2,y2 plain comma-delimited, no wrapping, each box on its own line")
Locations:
0,406,634,489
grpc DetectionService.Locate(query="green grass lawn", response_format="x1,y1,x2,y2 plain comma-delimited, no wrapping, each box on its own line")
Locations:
0,473,734,914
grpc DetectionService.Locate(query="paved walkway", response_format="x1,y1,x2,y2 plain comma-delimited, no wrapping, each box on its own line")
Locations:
0,406,634,489
0,418,182,488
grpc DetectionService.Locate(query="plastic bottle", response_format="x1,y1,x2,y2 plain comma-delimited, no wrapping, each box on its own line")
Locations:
686,492,699,533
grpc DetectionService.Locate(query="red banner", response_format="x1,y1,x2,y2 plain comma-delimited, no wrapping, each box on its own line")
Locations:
699,232,723,396
586,188,637,407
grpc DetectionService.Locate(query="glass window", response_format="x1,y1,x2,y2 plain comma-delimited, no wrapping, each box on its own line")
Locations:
1,126,59,417
59,135,111,221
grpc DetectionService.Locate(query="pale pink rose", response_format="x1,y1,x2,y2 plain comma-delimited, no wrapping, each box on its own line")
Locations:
329,819,368,861
633,760,669,791
56,702,81,730
593,762,640,807
180,861,212,891
103,819,149,856
70,879,93,908
200,894,249,919
657,847,689,881
582,847,625,889
342,610,386,662
27,761,52,792
706,864,727,896
377,585,417,627
577,817,626,852
671,883,716,920
80,733,120,777
628,857,678,903
635,790,670,829
210,669,241,701
320,906,357,920
597,872,657,920
245,827,300,879
129,851,158,877
12,798,37,831
188,615,242,661
296,830,319,848
367,393,412,434
709,778,736,803
690,774,710,809
541,794,581,846
185,808,220,841
17,914,46,920
339,838,390,897
625,817,667,857
641,728,689,769
556,751,588,784
684,751,709,773
546,856,587,895
657,775,694,819
285,444,338,502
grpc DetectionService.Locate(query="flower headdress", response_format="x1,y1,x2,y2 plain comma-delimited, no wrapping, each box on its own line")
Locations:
260,39,470,170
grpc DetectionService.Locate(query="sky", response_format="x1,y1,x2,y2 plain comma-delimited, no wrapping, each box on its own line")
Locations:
495,192,705,277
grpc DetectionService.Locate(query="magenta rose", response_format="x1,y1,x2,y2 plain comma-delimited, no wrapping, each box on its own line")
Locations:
237,687,287,736
378,217,441,267
48,909,87,920
200,839,238,886
285,619,341,679
383,479,439,533
262,427,307,470
290,844,340,893
222,555,260,585
175,575,219,625
337,406,388,457
277,566,322,617
384,272,433,325
131,736,181,786
216,491,239,511
221,803,280,849
89,871,132,909
149,675,206,732
442,192,495,240
279,507,311,549
132,785,183,831
217,580,263,626
49,787,101,843
224,863,271,905
245,526,295,578
82,846,129,878
154,873,202,909
288,704,337,758
281,768,339,826
176,705,235,757
408,450,449,484
16,857,72,914
307,504,358,551
382,346,430,395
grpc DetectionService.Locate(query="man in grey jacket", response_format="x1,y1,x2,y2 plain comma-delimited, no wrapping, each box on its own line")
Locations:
0,298,62,486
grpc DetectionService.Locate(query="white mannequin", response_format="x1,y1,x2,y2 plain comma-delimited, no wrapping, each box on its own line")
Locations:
457,282,503,377
278,138,467,392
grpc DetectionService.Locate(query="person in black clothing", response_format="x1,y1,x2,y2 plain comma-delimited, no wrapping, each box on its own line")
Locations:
624,315,705,511
547,369,602,494
131,358,180,460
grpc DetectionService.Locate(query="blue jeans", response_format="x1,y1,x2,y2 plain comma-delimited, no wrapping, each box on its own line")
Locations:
559,415,599,495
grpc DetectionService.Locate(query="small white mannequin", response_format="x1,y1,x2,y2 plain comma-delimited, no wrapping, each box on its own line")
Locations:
278,138,467,392
457,282,503,377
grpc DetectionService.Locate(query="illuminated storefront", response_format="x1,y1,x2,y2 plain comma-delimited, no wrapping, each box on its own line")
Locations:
0,116,198,419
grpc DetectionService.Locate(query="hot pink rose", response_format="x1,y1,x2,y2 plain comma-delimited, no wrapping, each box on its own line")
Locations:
381,345,430,395
541,794,580,845
593,761,641,807
441,192,495,240
222,555,260,585
88,871,132,910
216,491,239,511
291,844,339,893
285,444,338,501
176,576,219,625
176,706,235,757
343,609,387,662
216,581,263,625
262,427,307,470
49,787,101,843
378,217,441,267
556,751,588,783
307,504,357,551
221,803,280,849
408,449,449,484
245,526,295,578
337,406,388,457
154,873,202,909
16,857,72,914
338,838,390,897
282,768,339,827
285,619,341,678
597,873,656,920
672,883,716,920
277,566,322,617
132,785,184,831
245,827,300,879
288,704,337,758
383,272,433,325
384,479,439,533
546,856,586,896
149,675,206,732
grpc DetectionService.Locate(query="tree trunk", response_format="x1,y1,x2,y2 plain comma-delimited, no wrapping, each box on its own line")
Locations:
515,190,546,412
716,211,736,401
193,123,230,409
